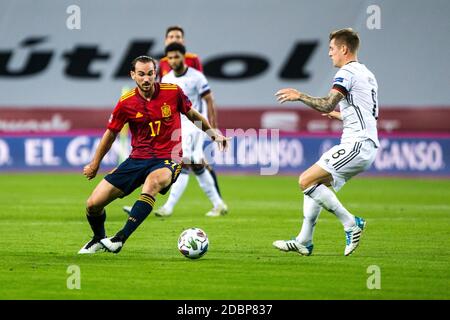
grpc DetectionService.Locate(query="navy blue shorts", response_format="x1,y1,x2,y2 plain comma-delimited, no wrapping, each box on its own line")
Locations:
104,158,182,197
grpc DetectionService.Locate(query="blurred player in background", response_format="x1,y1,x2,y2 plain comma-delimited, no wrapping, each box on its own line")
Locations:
78,55,229,254
162,26,223,199
154,43,227,217
158,25,203,79
273,28,379,256
161,26,223,196
123,25,224,215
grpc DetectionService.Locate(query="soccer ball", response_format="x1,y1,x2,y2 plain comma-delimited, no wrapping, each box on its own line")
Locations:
177,227,209,259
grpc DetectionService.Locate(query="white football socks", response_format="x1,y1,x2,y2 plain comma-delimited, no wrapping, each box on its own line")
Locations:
163,173,189,211
195,169,224,208
296,195,322,246
304,184,355,230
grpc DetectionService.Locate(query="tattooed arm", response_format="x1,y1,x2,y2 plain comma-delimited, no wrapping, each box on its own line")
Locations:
275,88,344,113
297,90,344,113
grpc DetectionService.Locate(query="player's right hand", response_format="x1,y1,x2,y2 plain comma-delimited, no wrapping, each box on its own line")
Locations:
83,163,99,180
213,134,232,152
275,88,302,103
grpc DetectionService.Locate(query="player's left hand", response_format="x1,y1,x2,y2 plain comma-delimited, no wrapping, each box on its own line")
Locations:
213,134,232,151
275,88,302,103
321,110,342,120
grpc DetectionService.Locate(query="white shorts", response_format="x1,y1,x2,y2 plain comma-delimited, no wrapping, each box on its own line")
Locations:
316,139,377,192
182,128,205,164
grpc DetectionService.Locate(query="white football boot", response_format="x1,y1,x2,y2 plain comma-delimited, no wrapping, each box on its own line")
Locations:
154,206,173,217
272,239,314,256
344,216,366,256
100,235,124,254
78,237,105,254
205,202,228,217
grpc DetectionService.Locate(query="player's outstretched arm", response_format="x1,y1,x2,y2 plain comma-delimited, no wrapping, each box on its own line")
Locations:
185,108,230,151
275,88,344,113
83,129,118,180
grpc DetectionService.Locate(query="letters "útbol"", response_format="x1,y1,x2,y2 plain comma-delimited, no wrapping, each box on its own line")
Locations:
0,37,318,80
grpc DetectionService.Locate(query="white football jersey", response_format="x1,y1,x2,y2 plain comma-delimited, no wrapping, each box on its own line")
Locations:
332,61,379,147
162,67,210,127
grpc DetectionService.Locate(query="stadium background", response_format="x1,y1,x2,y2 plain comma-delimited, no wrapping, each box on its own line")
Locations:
0,0,449,301
1,0,449,176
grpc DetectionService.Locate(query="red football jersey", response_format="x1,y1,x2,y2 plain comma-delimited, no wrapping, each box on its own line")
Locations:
158,52,203,79
107,83,192,161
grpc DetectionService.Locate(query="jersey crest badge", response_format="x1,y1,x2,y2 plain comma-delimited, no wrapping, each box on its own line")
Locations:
161,103,171,118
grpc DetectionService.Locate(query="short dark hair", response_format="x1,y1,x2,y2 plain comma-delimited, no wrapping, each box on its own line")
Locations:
130,55,156,71
165,25,184,37
165,42,186,56
329,28,360,54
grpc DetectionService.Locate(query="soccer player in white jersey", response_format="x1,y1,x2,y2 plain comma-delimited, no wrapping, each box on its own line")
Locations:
154,42,228,217
273,28,379,256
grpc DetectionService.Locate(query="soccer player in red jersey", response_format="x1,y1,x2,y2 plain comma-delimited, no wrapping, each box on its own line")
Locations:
78,55,229,254
157,25,203,79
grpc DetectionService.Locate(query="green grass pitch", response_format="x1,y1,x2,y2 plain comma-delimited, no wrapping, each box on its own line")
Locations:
0,173,449,299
